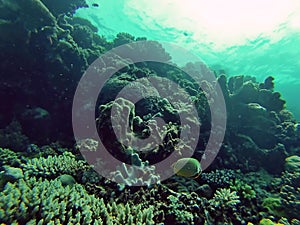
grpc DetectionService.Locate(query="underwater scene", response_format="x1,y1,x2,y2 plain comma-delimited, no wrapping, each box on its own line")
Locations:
1,0,300,225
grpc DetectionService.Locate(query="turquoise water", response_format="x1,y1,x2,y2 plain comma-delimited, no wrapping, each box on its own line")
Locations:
76,0,300,119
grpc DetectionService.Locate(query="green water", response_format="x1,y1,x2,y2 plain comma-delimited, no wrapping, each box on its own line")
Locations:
76,0,300,119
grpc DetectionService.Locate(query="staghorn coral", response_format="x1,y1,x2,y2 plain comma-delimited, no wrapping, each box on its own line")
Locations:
21,151,90,178
0,178,154,224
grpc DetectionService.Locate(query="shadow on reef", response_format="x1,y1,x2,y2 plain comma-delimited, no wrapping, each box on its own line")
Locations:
1,0,300,225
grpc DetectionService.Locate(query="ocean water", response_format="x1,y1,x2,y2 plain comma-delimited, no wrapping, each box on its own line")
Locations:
1,1,300,224
76,0,300,119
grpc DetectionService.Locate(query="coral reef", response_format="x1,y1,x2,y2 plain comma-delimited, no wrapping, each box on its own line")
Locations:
1,0,300,224
217,75,298,174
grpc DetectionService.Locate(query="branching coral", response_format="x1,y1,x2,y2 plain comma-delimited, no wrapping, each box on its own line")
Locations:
0,148,25,167
21,151,91,178
209,188,240,210
206,188,242,224
0,178,155,224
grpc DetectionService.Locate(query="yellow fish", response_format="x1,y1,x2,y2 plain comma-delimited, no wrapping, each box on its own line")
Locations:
172,158,202,179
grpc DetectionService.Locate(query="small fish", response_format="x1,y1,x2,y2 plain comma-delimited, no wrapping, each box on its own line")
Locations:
92,3,99,7
172,158,202,179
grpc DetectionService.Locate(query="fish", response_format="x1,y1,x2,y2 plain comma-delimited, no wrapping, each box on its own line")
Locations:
92,3,99,7
172,158,202,179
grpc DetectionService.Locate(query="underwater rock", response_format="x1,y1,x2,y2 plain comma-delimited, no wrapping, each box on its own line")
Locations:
0,19,28,45
229,104,274,146
217,74,230,101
